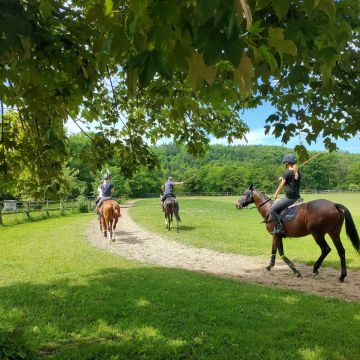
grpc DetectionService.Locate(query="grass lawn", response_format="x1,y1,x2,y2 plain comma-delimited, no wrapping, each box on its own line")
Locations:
1,213,360,359
129,193,360,270
0,212,360,359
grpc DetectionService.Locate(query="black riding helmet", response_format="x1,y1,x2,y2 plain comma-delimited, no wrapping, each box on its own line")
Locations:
283,154,297,164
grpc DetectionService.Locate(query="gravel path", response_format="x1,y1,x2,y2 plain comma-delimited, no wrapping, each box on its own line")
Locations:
86,202,360,302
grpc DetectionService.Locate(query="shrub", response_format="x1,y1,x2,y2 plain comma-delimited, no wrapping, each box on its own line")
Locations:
77,195,89,213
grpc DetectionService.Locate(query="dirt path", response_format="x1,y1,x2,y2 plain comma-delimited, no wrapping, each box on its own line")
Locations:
86,203,360,302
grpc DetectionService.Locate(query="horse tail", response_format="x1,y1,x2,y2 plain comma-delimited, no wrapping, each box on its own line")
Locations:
173,198,181,222
112,203,121,218
335,204,360,253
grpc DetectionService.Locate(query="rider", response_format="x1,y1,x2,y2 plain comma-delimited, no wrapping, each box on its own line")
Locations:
269,154,301,235
94,180,104,208
95,173,115,218
160,176,184,209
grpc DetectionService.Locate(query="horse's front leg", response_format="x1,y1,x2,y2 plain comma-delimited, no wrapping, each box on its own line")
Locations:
276,235,301,277
266,236,277,271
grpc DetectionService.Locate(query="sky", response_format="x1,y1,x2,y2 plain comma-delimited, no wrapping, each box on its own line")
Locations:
66,102,360,154
212,102,360,153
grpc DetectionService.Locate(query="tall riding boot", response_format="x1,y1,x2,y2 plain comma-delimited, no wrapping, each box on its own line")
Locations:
271,221,285,235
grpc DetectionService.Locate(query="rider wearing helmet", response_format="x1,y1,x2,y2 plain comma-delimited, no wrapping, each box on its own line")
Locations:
160,176,184,209
269,154,301,235
95,173,115,218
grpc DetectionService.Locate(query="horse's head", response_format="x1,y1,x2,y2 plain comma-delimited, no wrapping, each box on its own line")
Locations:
236,184,255,209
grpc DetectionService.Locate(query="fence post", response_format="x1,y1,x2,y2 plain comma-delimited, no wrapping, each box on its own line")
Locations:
25,201,30,219
60,199,64,215
46,200,50,217
0,203,2,225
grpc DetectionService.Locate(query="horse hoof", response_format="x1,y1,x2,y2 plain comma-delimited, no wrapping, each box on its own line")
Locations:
266,265,272,271
338,277,345,283
312,269,319,275
295,271,302,278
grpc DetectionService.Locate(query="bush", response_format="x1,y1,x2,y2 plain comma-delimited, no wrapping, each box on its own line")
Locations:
77,195,89,213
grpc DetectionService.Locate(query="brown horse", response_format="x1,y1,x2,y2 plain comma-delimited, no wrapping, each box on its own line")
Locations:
163,196,181,232
236,185,360,281
99,199,121,242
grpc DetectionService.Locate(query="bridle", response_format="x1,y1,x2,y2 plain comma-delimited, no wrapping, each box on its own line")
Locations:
240,189,272,209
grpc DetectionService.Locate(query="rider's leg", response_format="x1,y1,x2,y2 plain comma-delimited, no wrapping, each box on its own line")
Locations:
269,198,294,234
96,198,106,220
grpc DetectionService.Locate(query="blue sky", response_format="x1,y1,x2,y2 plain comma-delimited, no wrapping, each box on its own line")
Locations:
212,102,360,153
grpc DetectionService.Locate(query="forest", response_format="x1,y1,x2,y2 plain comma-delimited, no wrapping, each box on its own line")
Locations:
1,132,359,201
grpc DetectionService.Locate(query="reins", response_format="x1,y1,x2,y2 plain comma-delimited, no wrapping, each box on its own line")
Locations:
257,197,272,209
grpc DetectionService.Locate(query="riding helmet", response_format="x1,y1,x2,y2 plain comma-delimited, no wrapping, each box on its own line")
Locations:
282,154,297,164
168,176,174,181
104,173,110,180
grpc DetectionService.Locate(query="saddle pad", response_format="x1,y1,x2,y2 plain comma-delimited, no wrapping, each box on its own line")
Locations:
279,204,301,222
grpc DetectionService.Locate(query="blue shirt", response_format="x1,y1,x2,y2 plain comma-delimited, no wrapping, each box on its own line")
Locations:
163,181,175,195
101,182,114,197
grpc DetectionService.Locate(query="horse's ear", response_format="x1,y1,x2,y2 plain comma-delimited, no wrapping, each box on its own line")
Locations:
249,183,254,190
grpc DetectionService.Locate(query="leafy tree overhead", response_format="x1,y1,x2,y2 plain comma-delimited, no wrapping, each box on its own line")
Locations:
0,0,359,180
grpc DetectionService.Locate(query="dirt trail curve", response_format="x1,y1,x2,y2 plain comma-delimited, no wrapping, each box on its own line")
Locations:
87,202,360,302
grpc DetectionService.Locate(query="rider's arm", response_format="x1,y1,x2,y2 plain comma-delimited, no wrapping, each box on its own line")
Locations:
273,178,286,199
174,181,184,185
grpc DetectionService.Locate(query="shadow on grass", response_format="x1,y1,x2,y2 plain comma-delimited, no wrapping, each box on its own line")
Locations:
1,267,360,359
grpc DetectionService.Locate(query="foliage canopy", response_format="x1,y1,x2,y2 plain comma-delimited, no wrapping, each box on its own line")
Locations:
0,0,359,184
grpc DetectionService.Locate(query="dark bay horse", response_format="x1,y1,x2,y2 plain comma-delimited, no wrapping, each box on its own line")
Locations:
100,199,121,242
236,185,360,281
163,197,181,232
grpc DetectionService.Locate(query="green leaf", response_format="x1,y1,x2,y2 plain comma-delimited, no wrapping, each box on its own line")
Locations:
234,55,254,97
104,0,113,17
39,0,54,17
187,53,217,91
268,27,297,58
271,0,290,20
259,45,278,72
255,0,271,10
315,0,336,19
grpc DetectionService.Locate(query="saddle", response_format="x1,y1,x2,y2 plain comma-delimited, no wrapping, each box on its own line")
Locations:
265,198,304,223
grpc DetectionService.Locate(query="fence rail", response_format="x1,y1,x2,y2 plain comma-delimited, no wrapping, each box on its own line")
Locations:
0,199,84,225
133,189,360,198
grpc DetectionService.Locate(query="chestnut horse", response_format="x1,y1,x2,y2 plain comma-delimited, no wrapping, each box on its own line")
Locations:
99,199,121,242
163,196,181,232
236,185,360,282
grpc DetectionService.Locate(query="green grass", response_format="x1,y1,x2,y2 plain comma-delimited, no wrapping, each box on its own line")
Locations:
129,193,360,270
1,213,360,359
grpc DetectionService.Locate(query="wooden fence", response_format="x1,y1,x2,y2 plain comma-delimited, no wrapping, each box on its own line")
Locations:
0,199,94,225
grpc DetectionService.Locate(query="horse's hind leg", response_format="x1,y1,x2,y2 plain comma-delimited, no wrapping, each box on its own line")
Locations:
175,212,179,232
312,235,331,275
329,231,347,282
108,220,113,243
112,217,118,241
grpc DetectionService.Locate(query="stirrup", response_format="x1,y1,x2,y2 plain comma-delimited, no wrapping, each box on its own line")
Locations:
271,224,285,235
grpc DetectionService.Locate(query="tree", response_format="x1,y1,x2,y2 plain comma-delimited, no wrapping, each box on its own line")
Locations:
0,0,359,179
